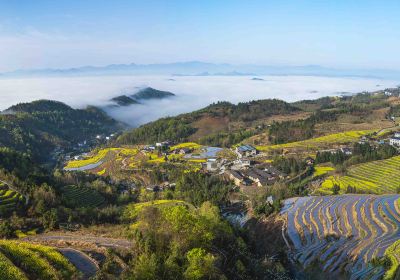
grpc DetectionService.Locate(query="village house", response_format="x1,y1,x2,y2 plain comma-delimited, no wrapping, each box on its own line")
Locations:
390,136,400,146
340,147,353,155
205,158,224,172
235,145,257,158
226,170,245,187
245,168,275,187
264,164,286,179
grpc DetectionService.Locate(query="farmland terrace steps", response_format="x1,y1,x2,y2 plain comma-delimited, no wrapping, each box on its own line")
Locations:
280,195,400,280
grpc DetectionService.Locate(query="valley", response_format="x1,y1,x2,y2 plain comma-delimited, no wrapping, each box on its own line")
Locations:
1,86,400,279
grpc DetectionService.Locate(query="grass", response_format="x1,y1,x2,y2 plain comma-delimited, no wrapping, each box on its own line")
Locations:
256,130,373,152
124,200,187,219
318,156,400,194
170,142,202,151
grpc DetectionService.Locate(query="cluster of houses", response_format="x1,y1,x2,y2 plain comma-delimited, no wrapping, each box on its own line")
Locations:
225,164,286,187
200,144,287,188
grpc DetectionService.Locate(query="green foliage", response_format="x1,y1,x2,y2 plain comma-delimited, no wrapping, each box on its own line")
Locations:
175,172,231,207
117,99,299,145
0,100,121,161
268,110,337,144
126,201,247,280
184,248,219,280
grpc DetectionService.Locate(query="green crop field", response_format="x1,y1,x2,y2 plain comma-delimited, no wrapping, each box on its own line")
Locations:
256,130,373,152
59,185,105,208
0,240,78,280
319,156,400,194
0,183,25,215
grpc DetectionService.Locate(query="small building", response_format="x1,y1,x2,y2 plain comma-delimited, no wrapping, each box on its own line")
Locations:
390,137,400,146
245,168,275,187
235,145,257,158
226,170,244,187
394,132,400,138
205,158,224,172
340,147,353,155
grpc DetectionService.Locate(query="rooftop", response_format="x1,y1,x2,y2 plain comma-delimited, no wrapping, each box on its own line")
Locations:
237,145,256,152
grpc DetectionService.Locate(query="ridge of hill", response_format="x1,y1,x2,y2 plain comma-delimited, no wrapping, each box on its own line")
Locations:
0,100,124,162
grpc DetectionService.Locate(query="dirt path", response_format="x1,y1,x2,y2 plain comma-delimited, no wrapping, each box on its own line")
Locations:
23,233,132,249
59,248,98,279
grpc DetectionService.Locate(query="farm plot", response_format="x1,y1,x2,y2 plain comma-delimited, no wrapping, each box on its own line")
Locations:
256,130,373,153
319,156,400,194
0,182,25,215
0,240,78,280
59,185,105,208
281,195,400,280
64,147,139,171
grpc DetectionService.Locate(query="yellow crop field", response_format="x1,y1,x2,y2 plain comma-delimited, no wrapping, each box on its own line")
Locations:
257,130,373,152
313,165,335,178
65,147,138,169
319,156,400,194
170,142,202,151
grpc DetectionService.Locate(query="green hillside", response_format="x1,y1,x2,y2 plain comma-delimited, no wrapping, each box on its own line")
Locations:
0,100,123,161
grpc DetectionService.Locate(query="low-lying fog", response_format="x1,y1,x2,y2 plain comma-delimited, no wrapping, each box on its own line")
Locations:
0,75,398,127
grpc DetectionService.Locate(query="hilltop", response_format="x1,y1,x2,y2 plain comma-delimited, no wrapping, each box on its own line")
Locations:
131,87,175,100
0,100,124,162
109,87,176,106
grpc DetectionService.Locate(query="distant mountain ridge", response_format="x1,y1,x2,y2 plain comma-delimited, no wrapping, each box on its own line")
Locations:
2,61,400,79
109,87,175,107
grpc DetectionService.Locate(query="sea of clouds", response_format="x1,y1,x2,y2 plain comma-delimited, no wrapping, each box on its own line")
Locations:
0,75,398,127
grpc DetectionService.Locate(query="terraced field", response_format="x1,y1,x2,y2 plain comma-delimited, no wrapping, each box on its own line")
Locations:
320,156,400,194
281,195,400,280
256,130,373,153
0,240,78,280
0,182,25,215
64,147,139,170
59,185,105,208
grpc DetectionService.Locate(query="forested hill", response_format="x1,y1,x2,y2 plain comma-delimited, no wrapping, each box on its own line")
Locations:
0,100,123,161
116,99,300,145
131,87,175,100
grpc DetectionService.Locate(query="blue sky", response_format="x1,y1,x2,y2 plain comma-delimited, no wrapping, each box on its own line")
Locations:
0,0,400,71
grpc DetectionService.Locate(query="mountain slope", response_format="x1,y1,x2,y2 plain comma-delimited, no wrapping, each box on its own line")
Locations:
131,87,175,100
116,99,300,145
0,100,124,161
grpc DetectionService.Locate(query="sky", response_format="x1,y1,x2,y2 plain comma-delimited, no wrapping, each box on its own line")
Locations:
1,0,400,72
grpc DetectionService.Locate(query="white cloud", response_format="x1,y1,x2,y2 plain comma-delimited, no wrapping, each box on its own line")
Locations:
0,75,398,126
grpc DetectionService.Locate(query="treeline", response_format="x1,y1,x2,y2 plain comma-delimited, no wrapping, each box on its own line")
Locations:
316,142,397,166
117,118,196,145
198,129,257,147
117,99,300,145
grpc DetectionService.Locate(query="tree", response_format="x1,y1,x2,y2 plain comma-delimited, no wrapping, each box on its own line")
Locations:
184,248,219,280
332,184,340,195
129,253,159,280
